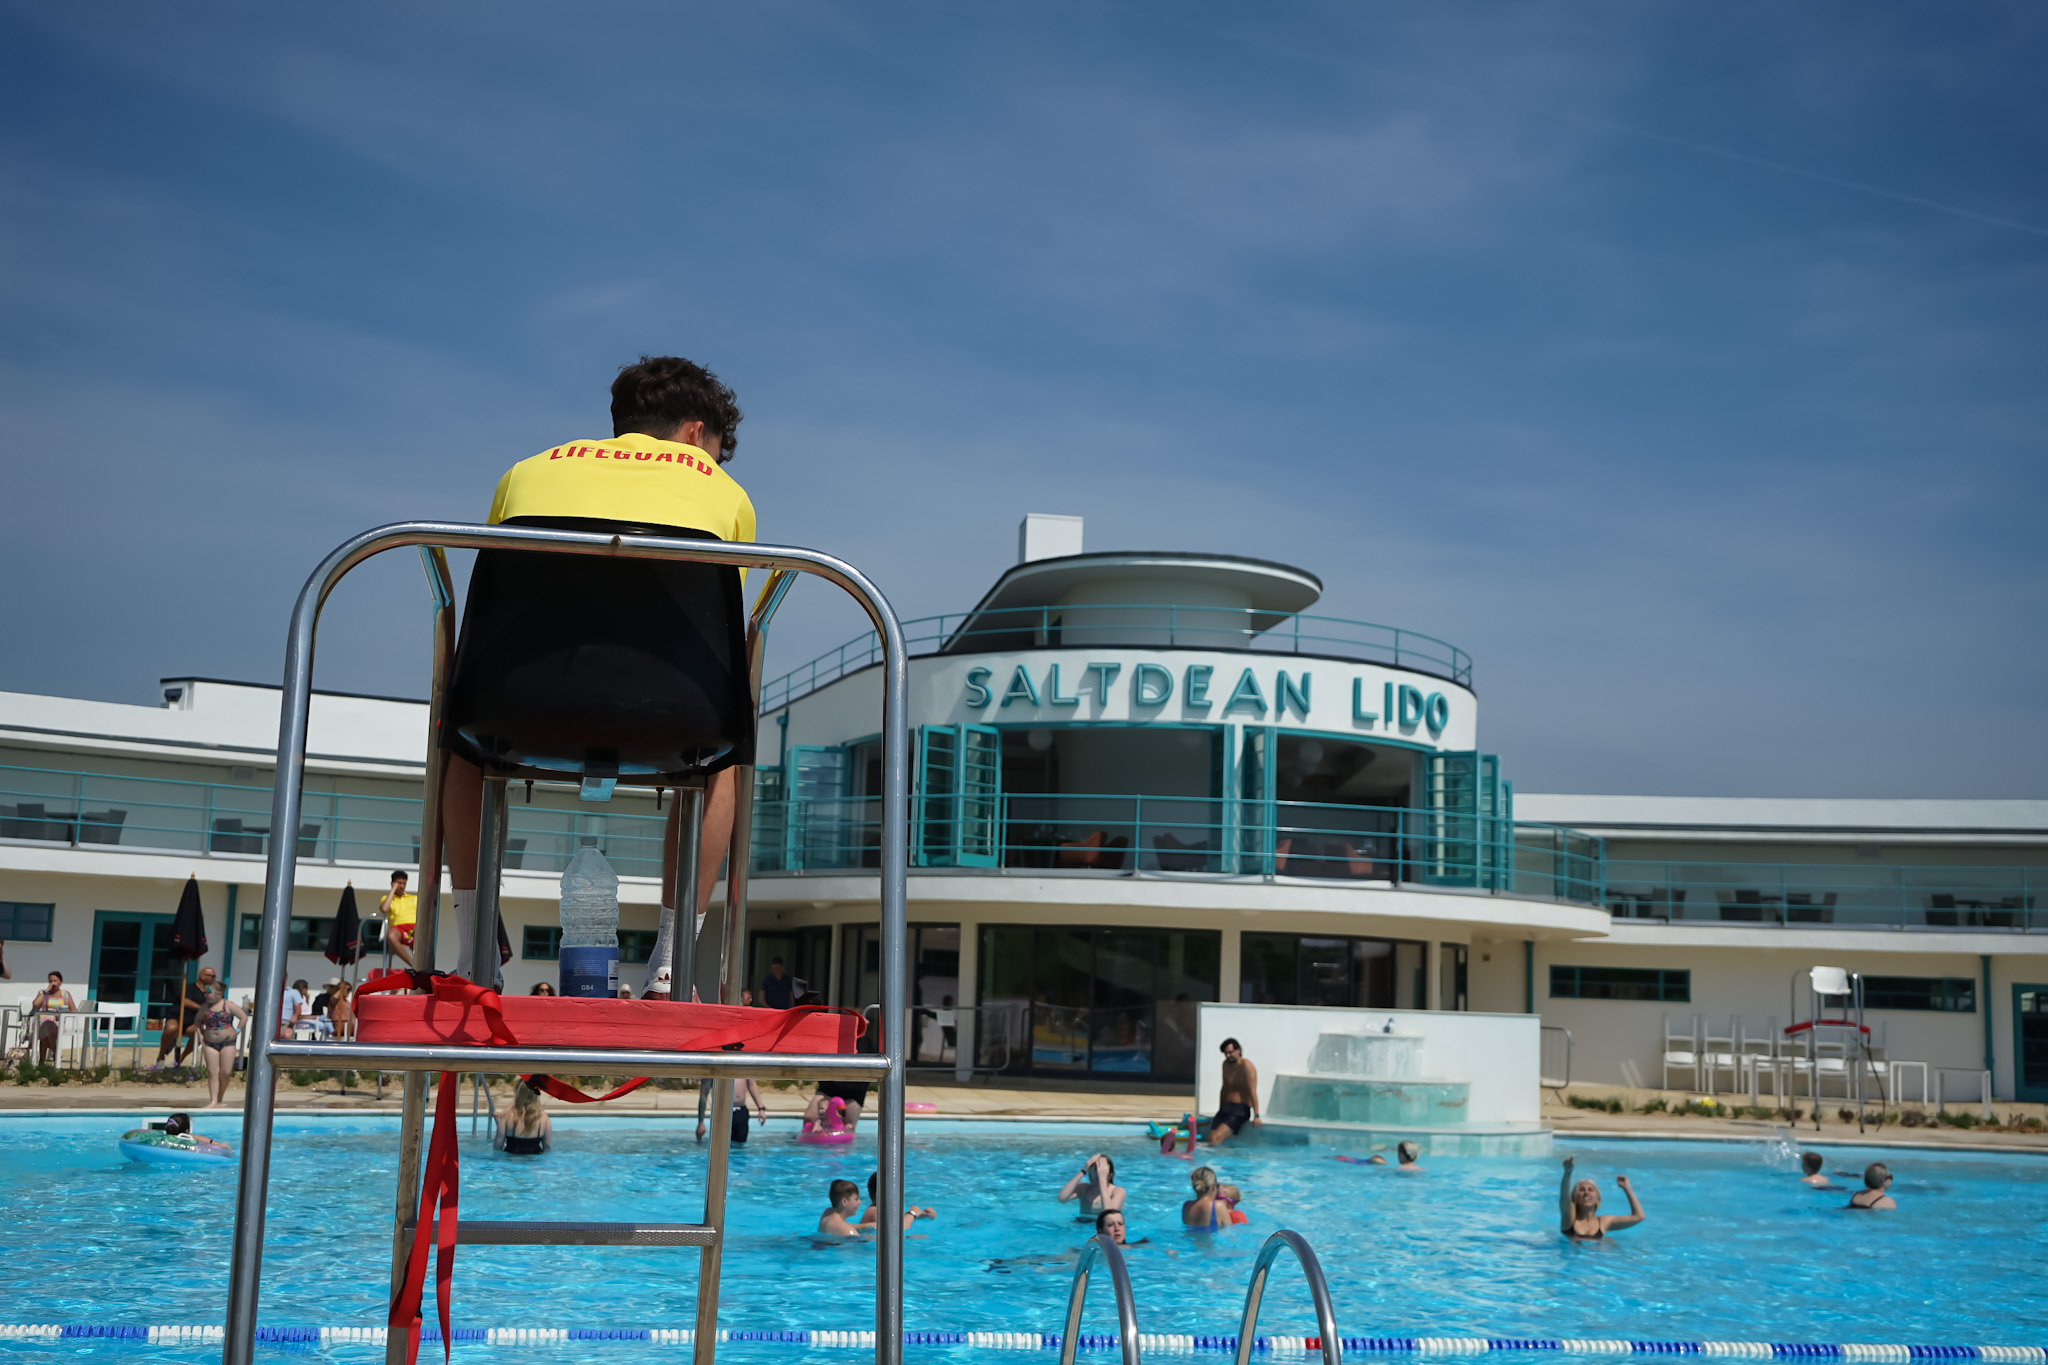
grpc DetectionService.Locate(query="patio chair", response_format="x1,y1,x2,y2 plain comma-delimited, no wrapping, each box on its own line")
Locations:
99,1001,146,1068
1701,1017,1739,1095
78,809,128,845
1660,1012,1701,1091
1150,830,1210,872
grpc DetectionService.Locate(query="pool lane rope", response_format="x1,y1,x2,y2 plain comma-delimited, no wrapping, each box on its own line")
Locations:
4,1326,2043,1358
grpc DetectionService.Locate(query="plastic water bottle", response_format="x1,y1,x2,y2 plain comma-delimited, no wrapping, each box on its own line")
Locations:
557,845,620,998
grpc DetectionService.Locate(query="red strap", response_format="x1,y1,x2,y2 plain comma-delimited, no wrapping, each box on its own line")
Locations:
523,1073,652,1104
390,1071,460,1365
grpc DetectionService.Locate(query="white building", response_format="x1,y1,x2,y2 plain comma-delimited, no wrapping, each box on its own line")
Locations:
3,514,2044,1104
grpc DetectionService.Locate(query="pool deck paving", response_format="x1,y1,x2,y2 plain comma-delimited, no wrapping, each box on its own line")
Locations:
5,1076,2046,1151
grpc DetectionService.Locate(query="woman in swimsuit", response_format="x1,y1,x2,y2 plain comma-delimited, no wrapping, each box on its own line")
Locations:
1558,1156,1644,1240
1181,1165,1243,1228
193,987,247,1109
495,1079,552,1154
30,972,76,1066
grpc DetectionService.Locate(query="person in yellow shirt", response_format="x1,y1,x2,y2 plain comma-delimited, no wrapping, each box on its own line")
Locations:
379,870,418,966
440,356,753,997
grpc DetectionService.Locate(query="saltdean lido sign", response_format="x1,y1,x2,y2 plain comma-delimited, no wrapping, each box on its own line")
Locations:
932,649,1475,747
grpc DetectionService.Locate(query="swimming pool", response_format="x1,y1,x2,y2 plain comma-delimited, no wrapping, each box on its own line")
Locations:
1,1113,2043,1363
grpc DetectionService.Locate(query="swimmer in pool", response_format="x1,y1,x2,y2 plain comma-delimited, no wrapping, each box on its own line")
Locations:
1095,1209,1149,1246
1181,1165,1243,1228
1797,1152,1842,1189
857,1171,936,1230
1395,1140,1423,1171
1558,1156,1644,1240
818,1179,865,1238
1847,1162,1896,1210
1057,1153,1125,1215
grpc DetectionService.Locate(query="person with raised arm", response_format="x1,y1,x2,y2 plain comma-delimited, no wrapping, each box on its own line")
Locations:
1057,1153,1125,1215
1558,1156,1644,1240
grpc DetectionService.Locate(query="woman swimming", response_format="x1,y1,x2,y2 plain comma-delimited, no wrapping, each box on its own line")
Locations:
1558,1156,1644,1240
1181,1165,1244,1228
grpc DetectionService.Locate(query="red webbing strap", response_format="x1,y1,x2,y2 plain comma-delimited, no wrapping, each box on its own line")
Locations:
390,1070,460,1365
521,1004,865,1105
523,1073,652,1104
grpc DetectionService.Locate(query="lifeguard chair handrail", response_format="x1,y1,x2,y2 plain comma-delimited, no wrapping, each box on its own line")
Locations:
1233,1230,1343,1365
222,521,913,1365
1058,1233,1142,1365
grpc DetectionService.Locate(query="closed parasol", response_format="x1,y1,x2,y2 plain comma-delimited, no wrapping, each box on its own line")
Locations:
164,876,210,1047
325,884,363,966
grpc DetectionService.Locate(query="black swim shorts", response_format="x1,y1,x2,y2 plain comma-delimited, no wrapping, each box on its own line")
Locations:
1211,1101,1252,1133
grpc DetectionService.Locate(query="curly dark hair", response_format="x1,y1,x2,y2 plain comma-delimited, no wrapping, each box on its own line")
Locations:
609,355,743,459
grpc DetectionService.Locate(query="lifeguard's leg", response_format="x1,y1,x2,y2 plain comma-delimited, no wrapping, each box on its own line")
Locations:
643,769,737,997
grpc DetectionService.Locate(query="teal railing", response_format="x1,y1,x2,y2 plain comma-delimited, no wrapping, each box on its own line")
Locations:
759,604,1473,712
0,762,669,880
749,792,1601,906
1604,858,2041,931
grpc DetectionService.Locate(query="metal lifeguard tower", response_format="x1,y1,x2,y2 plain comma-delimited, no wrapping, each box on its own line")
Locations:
217,522,911,1365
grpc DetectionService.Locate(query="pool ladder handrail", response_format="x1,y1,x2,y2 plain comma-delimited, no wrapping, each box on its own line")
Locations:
1059,1233,1141,1365
1234,1230,1342,1365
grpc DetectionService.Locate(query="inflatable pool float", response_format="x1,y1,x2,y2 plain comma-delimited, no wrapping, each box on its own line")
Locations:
905,1101,937,1114
799,1096,857,1145
119,1129,233,1165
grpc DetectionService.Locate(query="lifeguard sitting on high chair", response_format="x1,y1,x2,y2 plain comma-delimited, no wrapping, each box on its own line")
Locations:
435,354,756,998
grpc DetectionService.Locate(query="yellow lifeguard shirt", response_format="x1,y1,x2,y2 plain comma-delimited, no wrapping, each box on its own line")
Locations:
487,433,756,549
384,892,417,929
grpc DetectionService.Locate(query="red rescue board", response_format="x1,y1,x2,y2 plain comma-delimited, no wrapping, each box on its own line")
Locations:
356,993,862,1053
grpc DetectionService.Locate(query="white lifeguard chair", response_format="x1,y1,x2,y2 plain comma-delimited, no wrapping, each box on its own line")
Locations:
1786,965,1876,1132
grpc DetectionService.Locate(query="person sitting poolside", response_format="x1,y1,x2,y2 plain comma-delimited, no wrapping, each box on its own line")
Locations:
435,356,755,1000
1558,1156,1645,1240
530,982,557,997
1208,1038,1260,1144
1395,1140,1423,1171
1058,1153,1125,1215
1847,1162,1895,1210
1182,1165,1244,1228
379,871,418,967
818,1179,865,1238
494,1080,552,1155
1095,1209,1147,1247
857,1171,936,1231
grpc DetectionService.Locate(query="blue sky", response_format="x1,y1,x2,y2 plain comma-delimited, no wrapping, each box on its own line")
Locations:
3,3,2043,797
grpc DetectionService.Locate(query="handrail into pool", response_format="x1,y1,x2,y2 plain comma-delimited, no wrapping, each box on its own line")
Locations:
1233,1231,1341,1365
219,522,913,1365
1060,1233,1142,1365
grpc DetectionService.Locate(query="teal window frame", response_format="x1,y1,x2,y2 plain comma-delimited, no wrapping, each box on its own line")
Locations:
1550,965,1689,1002
916,723,1001,867
523,925,562,961
0,901,54,941
238,912,333,953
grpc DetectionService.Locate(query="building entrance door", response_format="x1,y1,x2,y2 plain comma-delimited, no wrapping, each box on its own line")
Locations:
2015,985,2048,1103
90,912,183,1037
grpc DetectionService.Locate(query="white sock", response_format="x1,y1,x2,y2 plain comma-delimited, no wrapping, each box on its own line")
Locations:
450,889,476,977
643,905,709,996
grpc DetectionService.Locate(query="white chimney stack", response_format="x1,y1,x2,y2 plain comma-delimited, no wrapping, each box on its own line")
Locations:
1018,513,1084,564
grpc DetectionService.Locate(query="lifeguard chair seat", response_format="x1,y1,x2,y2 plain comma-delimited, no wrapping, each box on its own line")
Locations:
441,515,757,783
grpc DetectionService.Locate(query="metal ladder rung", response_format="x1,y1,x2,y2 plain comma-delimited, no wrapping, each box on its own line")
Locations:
444,1220,718,1247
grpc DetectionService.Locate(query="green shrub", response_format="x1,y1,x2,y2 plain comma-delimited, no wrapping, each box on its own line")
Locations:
1566,1092,1625,1113
1899,1108,1926,1127
1682,1097,1726,1117
1637,1098,1668,1114
1937,1109,1979,1129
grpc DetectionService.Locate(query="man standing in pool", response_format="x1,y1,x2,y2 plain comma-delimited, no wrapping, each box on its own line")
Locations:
1208,1037,1260,1144
1559,1156,1645,1240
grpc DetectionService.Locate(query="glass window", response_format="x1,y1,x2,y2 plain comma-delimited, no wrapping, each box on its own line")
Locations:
976,925,1220,1082
1862,976,1975,1012
1440,943,1468,1011
523,925,562,961
0,902,54,941
238,914,333,952
619,930,657,966
1241,932,1427,1009
1550,965,1690,1002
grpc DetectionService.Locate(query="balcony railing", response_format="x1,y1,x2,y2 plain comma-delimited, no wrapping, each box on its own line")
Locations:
1604,859,2043,931
759,603,1473,712
0,761,669,881
751,792,1602,906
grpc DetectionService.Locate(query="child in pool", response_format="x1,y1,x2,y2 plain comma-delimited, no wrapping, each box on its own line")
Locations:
856,1171,936,1230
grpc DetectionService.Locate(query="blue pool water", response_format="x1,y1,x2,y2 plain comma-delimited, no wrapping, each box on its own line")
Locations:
1,1112,2043,1362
